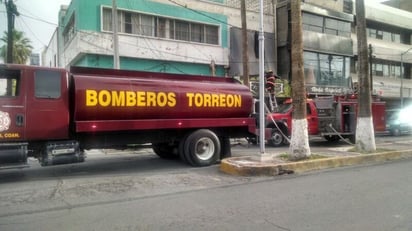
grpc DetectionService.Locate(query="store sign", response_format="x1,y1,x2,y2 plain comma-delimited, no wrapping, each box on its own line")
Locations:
307,86,349,95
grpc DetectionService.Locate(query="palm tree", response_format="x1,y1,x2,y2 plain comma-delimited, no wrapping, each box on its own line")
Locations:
1,30,33,64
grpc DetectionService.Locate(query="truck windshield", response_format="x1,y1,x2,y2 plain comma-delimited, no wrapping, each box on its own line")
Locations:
275,103,292,113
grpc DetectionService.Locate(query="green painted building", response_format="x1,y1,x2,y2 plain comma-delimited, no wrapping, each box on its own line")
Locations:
56,0,230,76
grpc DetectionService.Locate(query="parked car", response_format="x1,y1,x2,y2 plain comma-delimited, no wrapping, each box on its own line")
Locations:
386,106,412,136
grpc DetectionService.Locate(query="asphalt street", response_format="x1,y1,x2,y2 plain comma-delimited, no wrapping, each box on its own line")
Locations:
1,158,412,230
0,135,411,230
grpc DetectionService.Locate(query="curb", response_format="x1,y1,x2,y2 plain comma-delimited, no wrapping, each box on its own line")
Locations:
220,149,412,176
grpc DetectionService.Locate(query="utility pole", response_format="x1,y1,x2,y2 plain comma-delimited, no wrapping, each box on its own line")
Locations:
400,47,412,108
112,0,120,69
5,0,19,63
369,44,373,91
272,0,277,75
258,0,266,156
240,0,249,87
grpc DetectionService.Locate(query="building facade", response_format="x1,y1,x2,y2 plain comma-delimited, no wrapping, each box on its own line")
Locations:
383,0,412,12
301,0,412,108
44,0,276,77
43,0,412,108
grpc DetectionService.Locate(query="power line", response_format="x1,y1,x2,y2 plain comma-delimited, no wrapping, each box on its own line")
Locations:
125,0,166,60
17,17,46,50
4,1,276,59
166,0,237,28
22,1,410,72
52,3,233,68
18,11,57,27
76,30,224,64
9,9,220,65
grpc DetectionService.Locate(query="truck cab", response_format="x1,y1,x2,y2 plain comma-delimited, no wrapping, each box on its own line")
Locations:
0,64,72,168
265,99,320,146
269,99,320,136
265,95,386,147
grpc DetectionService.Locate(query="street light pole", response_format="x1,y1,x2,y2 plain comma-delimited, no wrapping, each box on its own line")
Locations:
258,0,265,155
112,0,120,69
400,47,412,108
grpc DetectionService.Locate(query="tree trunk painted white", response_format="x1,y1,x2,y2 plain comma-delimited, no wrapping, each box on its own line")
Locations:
355,116,376,151
355,0,376,153
289,0,311,161
289,118,310,160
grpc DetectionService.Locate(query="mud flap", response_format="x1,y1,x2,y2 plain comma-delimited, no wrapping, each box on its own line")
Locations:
220,137,231,159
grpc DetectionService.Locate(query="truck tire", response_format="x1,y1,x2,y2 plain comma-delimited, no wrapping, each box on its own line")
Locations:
268,129,284,147
183,129,221,167
178,133,191,164
152,143,179,159
348,135,356,144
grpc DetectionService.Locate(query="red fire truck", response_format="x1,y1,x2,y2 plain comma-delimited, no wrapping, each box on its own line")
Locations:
0,64,256,169
265,95,386,146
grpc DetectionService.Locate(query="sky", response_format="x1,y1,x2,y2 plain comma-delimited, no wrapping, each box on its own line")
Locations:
0,0,389,55
0,0,71,54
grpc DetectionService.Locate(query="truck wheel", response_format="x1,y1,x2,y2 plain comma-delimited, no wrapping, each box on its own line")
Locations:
152,143,179,159
268,129,284,147
348,135,356,144
178,133,192,164
183,129,221,167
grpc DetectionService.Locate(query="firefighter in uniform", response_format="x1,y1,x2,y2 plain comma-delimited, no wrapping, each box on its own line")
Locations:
265,70,279,109
266,70,280,95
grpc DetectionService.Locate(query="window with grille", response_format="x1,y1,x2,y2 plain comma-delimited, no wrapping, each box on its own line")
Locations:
359,60,402,78
205,25,218,44
175,20,190,41
302,12,351,37
123,12,132,33
63,14,75,44
103,8,112,31
191,23,203,43
101,6,219,45
343,0,353,14
367,28,401,43
156,18,166,38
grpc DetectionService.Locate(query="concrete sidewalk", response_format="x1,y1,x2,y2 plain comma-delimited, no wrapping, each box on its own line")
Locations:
220,146,412,176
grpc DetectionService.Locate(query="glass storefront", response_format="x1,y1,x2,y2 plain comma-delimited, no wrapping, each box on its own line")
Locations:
304,51,351,88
